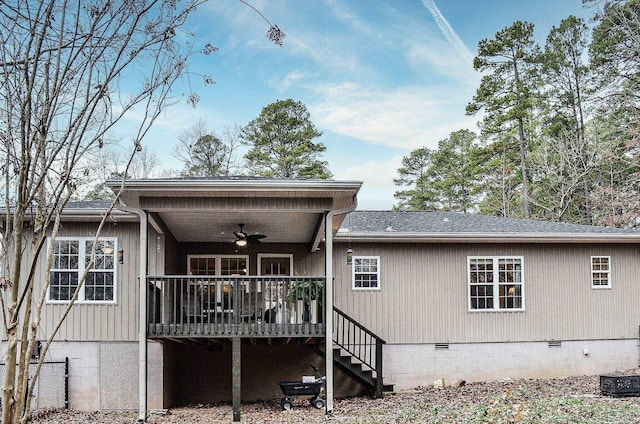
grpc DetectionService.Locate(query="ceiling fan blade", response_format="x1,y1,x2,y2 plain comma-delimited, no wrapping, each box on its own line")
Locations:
234,223,247,239
233,224,267,244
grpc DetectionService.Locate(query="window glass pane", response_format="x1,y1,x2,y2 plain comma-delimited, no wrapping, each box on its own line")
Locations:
470,284,493,309
53,240,79,271
85,286,95,300
49,271,78,301
93,256,104,269
85,271,114,301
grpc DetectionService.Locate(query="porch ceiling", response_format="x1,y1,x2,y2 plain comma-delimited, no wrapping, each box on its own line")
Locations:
156,210,322,243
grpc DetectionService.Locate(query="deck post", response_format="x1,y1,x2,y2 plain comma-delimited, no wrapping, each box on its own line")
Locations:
375,338,383,398
232,337,241,422
324,196,357,414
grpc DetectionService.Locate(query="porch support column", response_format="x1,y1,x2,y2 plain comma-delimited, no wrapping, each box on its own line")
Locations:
137,210,149,422
232,337,241,422
324,212,334,413
324,196,357,414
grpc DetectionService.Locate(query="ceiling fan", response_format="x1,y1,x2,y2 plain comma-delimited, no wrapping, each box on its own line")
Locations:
233,223,267,246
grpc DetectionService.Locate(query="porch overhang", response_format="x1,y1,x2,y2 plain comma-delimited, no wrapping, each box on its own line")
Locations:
106,177,362,248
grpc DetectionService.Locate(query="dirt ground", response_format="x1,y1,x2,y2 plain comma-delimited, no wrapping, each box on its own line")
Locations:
27,370,640,423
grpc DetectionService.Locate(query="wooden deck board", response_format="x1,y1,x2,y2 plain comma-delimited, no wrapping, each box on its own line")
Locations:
147,323,326,339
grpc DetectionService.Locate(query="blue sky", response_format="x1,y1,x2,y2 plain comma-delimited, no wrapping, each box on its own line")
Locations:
123,0,594,210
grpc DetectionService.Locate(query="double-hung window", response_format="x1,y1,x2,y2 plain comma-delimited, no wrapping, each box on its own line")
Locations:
353,256,380,290
49,237,117,303
468,256,524,311
591,256,611,288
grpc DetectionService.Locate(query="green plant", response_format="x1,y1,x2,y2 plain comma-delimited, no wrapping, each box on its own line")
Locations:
286,278,323,307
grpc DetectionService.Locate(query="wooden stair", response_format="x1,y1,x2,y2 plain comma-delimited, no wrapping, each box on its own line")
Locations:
319,307,394,397
318,344,394,397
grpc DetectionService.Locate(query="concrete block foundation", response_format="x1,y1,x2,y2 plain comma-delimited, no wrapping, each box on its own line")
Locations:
384,339,639,390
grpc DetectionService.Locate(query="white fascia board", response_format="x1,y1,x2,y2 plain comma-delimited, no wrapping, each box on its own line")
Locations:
335,232,640,244
0,208,138,222
57,208,139,222
105,178,363,193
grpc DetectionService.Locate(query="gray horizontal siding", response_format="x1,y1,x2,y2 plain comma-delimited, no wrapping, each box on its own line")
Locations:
333,242,640,344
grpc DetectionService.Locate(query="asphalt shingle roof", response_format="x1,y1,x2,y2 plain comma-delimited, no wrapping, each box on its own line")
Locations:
66,200,114,209
62,201,639,236
340,211,639,235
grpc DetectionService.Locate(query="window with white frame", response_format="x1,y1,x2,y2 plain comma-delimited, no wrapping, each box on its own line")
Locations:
49,238,116,303
353,256,380,290
468,256,523,311
591,256,611,288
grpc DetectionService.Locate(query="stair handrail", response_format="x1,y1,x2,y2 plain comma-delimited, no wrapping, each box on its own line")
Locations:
333,306,386,344
333,306,386,397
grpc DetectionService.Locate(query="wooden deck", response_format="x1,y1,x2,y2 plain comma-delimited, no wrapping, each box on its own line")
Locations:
146,276,325,338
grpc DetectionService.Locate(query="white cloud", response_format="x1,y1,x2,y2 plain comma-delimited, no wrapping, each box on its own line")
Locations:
310,83,478,151
406,41,479,88
420,0,475,64
332,155,404,210
323,0,378,36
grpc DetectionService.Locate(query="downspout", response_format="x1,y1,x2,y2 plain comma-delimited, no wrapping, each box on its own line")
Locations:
324,195,357,414
116,201,148,423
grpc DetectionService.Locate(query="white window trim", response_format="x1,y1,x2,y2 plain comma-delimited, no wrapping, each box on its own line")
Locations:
352,256,381,291
467,256,525,312
47,236,118,304
591,256,611,289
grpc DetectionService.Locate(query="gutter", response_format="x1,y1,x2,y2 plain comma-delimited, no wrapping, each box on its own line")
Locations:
114,200,149,423
105,178,363,193
335,232,640,244
0,208,137,222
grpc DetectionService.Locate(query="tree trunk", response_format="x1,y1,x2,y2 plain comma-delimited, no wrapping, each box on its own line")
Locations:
3,213,26,424
583,179,593,225
3,327,19,424
517,118,530,219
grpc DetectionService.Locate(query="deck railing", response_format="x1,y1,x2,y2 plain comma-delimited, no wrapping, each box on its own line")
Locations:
146,276,325,338
333,306,387,397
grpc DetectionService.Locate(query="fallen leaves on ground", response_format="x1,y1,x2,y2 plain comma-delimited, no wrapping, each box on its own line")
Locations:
27,370,640,423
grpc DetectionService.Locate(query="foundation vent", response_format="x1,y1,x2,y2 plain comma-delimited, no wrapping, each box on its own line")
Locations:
435,343,450,350
548,340,562,348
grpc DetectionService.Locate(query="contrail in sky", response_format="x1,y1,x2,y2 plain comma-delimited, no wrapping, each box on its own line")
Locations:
420,0,475,63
